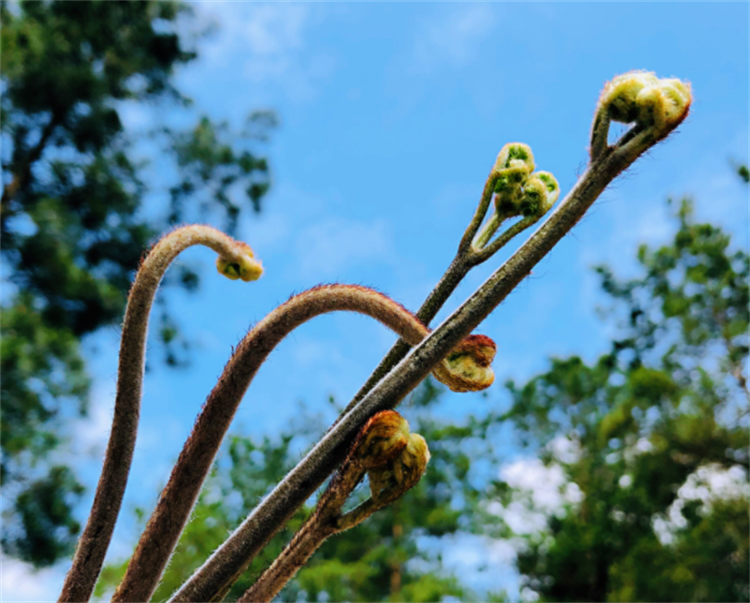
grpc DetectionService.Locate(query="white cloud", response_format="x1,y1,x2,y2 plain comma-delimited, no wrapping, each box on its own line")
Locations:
191,4,333,102
679,464,749,502
488,457,584,535
412,532,524,598
294,217,394,279
653,463,749,545
548,434,581,465
412,5,496,73
623,436,654,463
0,556,67,602
501,459,584,514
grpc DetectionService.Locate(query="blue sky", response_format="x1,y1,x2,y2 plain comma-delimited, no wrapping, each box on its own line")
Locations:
3,3,749,601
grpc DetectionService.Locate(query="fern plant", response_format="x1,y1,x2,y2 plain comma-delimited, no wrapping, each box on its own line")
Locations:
59,70,691,602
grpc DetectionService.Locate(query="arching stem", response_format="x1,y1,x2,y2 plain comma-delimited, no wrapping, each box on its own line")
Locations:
112,285,490,602
59,225,262,603
170,73,691,601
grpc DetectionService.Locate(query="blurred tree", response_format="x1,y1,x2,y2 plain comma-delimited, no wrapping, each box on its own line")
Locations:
496,186,749,601
1,0,274,566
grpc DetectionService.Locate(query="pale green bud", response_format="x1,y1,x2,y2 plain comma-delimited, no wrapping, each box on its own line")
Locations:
601,71,659,123
493,143,535,177
518,176,548,218
598,71,692,133
657,79,691,121
534,171,560,214
216,242,263,282
639,78,692,130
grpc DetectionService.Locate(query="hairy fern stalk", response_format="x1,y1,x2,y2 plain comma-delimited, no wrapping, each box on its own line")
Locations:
58,70,691,603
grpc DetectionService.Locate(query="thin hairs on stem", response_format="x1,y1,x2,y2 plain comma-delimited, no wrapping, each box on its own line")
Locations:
112,285,493,602
239,411,428,603
59,225,262,603
171,72,690,602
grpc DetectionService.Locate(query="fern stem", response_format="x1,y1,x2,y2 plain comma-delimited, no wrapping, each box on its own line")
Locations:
59,225,262,603
114,285,487,602
170,90,690,601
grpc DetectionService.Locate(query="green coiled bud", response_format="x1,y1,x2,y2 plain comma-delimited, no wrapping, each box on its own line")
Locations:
601,71,659,123
598,71,692,134
216,241,264,282
534,171,560,214
518,176,547,218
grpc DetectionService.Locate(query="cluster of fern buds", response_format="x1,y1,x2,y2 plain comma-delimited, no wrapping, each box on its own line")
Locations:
598,71,692,134
492,142,560,220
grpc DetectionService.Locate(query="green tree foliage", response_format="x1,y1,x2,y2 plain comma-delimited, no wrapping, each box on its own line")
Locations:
498,192,749,601
1,0,274,566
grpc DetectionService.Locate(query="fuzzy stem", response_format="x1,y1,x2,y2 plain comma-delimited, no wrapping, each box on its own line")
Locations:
457,171,498,254
333,172,529,422
337,195,534,421
335,255,470,421
472,212,504,250
170,109,686,602
239,515,336,603
333,207,528,421
590,108,611,162
469,215,539,265
237,460,364,603
236,491,383,603
239,411,415,603
58,225,261,603
113,286,445,603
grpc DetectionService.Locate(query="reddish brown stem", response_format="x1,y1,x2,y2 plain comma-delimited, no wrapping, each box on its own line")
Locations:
112,285,435,602
239,411,424,603
59,225,260,603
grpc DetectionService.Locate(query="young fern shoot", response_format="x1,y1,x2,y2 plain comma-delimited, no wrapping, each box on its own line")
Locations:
336,142,560,423
58,69,691,603
111,285,496,602
169,70,691,602
239,411,429,603
59,225,263,603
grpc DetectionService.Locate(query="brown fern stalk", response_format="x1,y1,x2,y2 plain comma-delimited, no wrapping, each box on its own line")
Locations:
112,285,494,602
239,411,429,603
336,144,558,422
170,70,691,603
59,225,263,603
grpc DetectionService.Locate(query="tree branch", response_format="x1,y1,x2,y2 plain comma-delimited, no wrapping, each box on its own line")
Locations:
1,114,60,229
